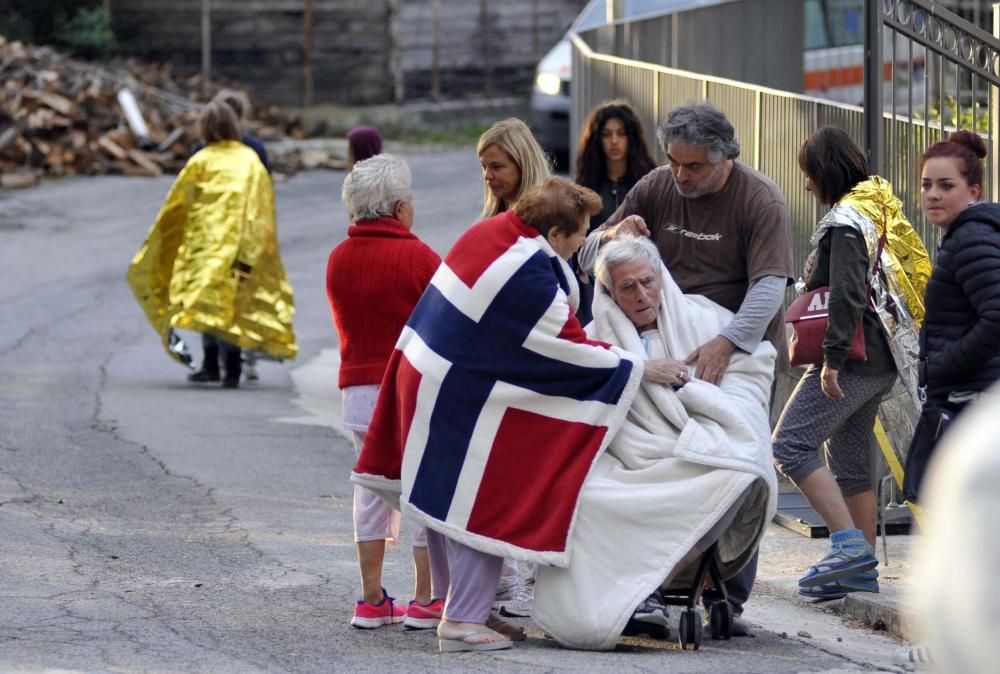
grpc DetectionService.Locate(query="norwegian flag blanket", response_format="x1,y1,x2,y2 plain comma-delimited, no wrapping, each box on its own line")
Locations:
533,261,778,650
351,211,643,566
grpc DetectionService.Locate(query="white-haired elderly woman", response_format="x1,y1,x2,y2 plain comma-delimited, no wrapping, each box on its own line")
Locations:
325,153,445,630
528,235,778,649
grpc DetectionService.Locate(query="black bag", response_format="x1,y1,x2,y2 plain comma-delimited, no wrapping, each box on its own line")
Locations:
902,400,965,503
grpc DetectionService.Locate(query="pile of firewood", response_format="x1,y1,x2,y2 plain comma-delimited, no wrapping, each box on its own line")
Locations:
0,36,309,188
114,56,308,143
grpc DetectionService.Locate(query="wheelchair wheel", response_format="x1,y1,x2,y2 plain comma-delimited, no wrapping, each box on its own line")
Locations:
678,609,702,650
709,601,733,640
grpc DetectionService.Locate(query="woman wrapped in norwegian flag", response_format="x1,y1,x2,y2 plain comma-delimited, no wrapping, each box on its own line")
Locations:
352,176,656,652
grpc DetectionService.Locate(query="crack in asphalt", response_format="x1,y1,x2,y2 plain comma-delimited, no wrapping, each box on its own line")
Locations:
0,282,98,359
93,358,188,484
0,325,41,359
30,337,332,672
91,355,331,587
0,286,271,670
0,470,39,508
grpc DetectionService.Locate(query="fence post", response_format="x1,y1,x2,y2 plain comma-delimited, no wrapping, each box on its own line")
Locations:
531,0,540,62
753,89,762,171
863,0,882,174
570,39,581,172
431,0,441,102
303,0,314,107
388,0,404,104
200,0,211,98
993,3,999,200
480,0,493,95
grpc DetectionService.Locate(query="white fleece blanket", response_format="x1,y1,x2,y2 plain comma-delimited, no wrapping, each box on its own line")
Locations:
532,263,778,650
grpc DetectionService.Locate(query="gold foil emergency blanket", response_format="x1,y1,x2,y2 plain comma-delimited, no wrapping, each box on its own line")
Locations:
809,177,930,471
127,141,297,364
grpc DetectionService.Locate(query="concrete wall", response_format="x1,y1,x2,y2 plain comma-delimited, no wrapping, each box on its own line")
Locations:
399,1,584,100
111,0,587,106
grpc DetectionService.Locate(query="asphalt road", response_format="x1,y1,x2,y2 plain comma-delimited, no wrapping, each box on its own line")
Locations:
0,150,907,673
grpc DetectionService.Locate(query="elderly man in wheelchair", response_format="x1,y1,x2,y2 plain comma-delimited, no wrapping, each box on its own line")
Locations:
532,236,778,651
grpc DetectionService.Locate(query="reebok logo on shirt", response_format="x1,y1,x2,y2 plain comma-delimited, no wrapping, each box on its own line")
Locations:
665,224,723,241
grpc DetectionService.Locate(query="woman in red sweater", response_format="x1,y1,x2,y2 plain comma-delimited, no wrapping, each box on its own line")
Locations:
326,154,442,629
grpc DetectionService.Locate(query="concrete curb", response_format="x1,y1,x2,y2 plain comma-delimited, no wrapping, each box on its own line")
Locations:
841,586,918,641
754,569,917,642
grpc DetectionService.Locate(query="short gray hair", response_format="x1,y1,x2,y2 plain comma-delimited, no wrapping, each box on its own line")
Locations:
656,102,740,164
342,153,412,221
594,235,662,290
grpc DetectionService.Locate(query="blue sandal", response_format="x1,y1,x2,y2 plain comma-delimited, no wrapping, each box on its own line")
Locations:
799,569,879,600
799,546,878,588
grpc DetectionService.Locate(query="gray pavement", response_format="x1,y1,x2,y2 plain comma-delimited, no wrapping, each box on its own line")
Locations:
0,152,917,672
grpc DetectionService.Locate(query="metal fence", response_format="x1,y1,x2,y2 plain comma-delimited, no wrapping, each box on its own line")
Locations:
570,33,857,273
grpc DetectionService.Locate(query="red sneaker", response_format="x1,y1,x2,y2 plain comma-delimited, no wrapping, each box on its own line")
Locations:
351,588,406,629
403,598,444,630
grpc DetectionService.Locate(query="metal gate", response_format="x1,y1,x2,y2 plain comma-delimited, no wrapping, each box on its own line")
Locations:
864,0,1000,248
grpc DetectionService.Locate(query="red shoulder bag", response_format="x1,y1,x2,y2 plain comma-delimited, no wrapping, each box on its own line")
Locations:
785,229,885,368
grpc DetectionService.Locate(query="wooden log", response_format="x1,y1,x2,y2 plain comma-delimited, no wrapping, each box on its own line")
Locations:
0,125,19,152
156,126,188,153
26,109,54,130
97,135,128,160
30,138,52,156
72,146,95,173
105,128,136,149
127,148,163,176
1,171,41,189
121,161,159,177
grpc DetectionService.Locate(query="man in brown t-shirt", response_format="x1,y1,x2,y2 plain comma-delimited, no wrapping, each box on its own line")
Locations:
578,102,794,635
580,102,794,379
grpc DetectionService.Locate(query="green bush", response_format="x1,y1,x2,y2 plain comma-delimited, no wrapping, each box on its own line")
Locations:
54,7,115,58
1,2,116,58
914,96,991,135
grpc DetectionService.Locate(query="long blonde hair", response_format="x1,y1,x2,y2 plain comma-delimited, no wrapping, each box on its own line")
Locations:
477,118,551,218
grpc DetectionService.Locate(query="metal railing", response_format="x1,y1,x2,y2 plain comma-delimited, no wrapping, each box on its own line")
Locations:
570,32,859,273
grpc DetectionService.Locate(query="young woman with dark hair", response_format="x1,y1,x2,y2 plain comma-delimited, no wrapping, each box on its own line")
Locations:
573,100,656,324
575,100,657,227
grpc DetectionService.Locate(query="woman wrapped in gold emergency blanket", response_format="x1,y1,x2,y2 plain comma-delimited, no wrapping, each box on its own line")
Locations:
127,101,297,371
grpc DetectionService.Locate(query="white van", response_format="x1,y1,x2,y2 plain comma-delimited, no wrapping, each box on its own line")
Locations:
530,1,733,160
529,0,609,161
